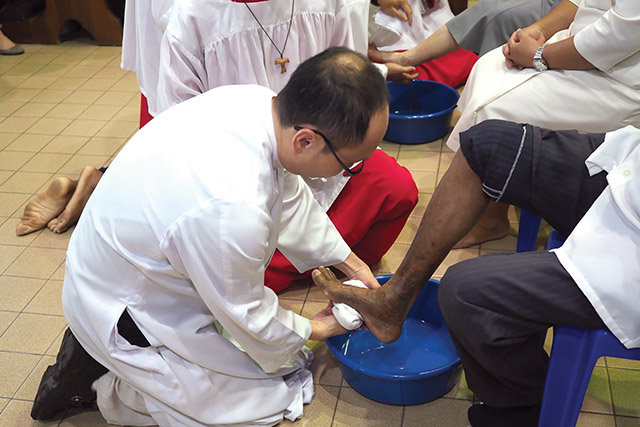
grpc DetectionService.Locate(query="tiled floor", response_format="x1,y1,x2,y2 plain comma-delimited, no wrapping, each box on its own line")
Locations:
0,41,639,427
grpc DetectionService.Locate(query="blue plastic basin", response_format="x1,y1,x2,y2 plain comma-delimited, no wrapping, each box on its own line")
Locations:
326,275,462,405
384,80,459,144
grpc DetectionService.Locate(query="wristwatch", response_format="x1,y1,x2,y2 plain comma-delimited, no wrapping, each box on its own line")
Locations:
533,45,548,71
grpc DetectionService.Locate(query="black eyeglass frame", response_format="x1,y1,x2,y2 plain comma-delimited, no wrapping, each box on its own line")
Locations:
293,125,365,176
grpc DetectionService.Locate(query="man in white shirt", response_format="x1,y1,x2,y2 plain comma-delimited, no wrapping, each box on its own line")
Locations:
31,48,386,426
313,118,640,426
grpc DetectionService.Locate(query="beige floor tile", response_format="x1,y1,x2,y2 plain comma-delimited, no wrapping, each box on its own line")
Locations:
616,415,640,426
24,279,63,315
333,387,403,427
379,141,399,157
0,117,39,133
44,104,89,120
410,193,431,218
478,230,518,252
41,136,89,154
0,151,33,171
0,76,30,88
29,89,73,104
398,139,444,153
0,100,26,116
403,398,471,427
0,171,11,186
112,106,139,123
306,283,330,303
60,410,118,426
609,367,640,417
279,299,303,315
77,105,121,121
0,133,20,150
0,193,30,217
45,328,65,357
20,52,58,65
0,311,19,336
0,276,46,311
77,78,118,92
410,170,438,193
48,77,89,91
0,171,52,194
1,88,43,103
6,134,55,152
35,64,72,78
396,215,421,244
0,351,41,398
378,242,410,273
19,76,57,90
581,367,613,414
56,154,110,175
301,301,329,319
110,78,141,93
94,120,138,138
0,398,7,413
442,370,474,401
13,355,55,401
0,313,66,354
434,248,480,276
4,63,44,77
25,118,74,136
277,280,310,301
281,385,339,427
607,357,640,370
63,90,103,105
4,244,65,277
30,230,73,250
396,150,440,172
93,67,129,80
309,341,343,387
0,399,59,426
59,120,105,138
0,218,37,247
20,153,72,173
63,65,101,79
576,412,616,426
95,91,137,107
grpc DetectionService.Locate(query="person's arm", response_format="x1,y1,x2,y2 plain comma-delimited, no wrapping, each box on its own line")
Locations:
526,0,578,42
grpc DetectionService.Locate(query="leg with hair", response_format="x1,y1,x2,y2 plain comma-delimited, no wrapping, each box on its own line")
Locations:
438,251,606,426
313,120,609,343
48,166,104,234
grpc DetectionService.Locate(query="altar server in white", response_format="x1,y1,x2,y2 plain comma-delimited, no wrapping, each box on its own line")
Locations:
30,48,386,426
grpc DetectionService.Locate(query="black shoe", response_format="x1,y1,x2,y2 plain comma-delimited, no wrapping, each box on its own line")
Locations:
468,403,541,427
31,328,109,420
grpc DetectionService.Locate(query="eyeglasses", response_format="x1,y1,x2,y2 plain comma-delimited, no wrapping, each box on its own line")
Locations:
293,126,365,176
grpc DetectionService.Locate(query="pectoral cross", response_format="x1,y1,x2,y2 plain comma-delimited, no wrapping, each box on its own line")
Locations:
275,57,290,73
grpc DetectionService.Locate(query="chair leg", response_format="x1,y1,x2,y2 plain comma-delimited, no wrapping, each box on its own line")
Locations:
538,328,600,427
516,209,541,253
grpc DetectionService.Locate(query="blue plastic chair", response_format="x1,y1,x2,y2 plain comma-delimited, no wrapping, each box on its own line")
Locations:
516,229,640,426
516,209,542,253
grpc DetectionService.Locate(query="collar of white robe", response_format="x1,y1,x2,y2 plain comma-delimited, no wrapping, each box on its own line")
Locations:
243,0,295,73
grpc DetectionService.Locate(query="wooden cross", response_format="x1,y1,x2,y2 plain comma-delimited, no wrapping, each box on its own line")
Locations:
275,57,290,73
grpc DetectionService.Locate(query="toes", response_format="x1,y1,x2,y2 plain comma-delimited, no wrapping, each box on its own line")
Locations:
16,222,37,236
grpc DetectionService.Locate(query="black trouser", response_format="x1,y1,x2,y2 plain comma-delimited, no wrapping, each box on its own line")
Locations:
437,120,608,407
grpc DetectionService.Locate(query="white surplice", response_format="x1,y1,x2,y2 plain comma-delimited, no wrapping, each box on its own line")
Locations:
121,0,174,99
62,85,351,426
553,125,640,349
446,0,640,151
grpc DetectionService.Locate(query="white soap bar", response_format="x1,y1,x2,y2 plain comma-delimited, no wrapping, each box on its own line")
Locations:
331,280,368,330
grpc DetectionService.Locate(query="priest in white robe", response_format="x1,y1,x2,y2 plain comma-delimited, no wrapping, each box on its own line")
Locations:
31,48,388,427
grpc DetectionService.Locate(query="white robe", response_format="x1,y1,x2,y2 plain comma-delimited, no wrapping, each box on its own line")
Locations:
62,85,351,426
553,125,640,349
121,0,174,99
446,0,640,151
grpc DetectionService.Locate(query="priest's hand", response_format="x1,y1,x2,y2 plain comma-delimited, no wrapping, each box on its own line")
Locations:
503,27,545,69
309,303,348,340
385,62,419,85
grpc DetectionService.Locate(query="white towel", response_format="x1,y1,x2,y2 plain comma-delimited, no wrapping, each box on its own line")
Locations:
369,11,403,47
331,280,368,330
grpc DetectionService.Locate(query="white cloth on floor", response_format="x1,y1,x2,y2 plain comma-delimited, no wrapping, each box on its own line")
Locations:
332,280,368,330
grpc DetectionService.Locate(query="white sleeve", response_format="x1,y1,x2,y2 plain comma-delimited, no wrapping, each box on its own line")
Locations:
161,198,311,373
277,171,351,273
573,1,640,72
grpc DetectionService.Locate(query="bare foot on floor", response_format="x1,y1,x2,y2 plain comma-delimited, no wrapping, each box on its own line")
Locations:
48,166,103,234
312,266,406,343
453,217,510,249
16,177,77,236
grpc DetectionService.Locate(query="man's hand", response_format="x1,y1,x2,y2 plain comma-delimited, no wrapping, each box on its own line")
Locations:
378,0,413,26
309,303,348,340
385,62,419,85
503,27,546,69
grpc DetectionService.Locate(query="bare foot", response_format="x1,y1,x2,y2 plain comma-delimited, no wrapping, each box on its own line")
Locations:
48,166,103,233
0,29,16,51
312,266,406,343
16,177,77,236
453,216,509,248
368,44,402,65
